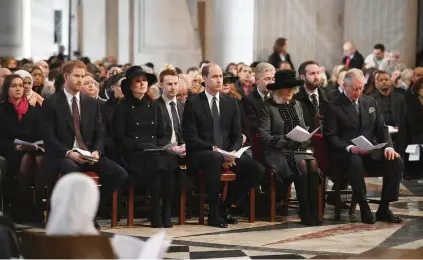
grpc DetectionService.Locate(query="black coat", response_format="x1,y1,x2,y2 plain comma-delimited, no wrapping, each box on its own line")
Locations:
112,95,177,178
156,96,185,144
42,91,104,159
328,87,343,101
293,87,329,132
323,94,393,159
101,98,120,162
397,97,423,155
182,91,242,155
267,51,295,70
0,101,43,175
342,51,364,70
371,90,407,127
242,89,265,134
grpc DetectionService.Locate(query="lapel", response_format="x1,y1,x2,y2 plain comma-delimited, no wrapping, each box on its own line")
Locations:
59,91,75,133
359,97,369,127
79,94,89,136
218,94,229,127
390,92,398,123
177,101,184,121
158,97,172,126
199,91,213,121
338,94,360,126
251,90,263,110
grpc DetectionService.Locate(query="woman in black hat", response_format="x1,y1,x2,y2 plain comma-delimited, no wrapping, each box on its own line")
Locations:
258,70,322,226
112,66,179,228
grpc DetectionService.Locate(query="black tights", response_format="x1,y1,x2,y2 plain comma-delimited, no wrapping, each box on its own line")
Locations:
16,154,45,212
150,169,175,224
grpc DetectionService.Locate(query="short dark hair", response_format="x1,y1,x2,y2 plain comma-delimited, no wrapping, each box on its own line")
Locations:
186,67,199,74
250,61,260,70
54,73,65,92
199,60,210,68
2,74,22,101
175,67,183,74
375,70,389,81
374,44,385,52
298,60,319,76
413,76,423,96
145,62,154,69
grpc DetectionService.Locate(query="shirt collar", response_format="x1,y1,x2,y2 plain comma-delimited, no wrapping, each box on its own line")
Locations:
257,89,267,100
162,94,177,105
64,88,80,102
205,90,219,103
344,92,358,103
305,87,318,99
338,86,344,93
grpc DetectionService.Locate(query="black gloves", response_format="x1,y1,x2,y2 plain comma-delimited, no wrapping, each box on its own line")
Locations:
283,140,301,150
299,140,312,150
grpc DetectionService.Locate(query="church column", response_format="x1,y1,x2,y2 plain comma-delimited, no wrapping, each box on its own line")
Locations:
212,0,255,68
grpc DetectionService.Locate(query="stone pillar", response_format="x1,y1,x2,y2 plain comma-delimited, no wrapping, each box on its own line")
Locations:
212,0,255,68
117,0,131,64
0,0,31,58
81,0,106,61
106,0,118,61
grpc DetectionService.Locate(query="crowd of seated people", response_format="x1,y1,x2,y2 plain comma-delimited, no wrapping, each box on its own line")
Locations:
0,38,422,232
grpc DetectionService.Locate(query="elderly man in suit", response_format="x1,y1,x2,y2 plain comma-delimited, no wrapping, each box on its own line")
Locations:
342,41,364,70
183,64,264,228
42,60,128,227
324,69,403,224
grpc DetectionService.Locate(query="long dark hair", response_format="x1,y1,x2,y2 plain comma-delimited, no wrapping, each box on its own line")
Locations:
2,74,23,101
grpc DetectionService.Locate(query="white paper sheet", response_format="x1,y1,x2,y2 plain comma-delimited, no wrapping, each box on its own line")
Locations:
218,146,251,160
351,135,387,151
387,125,398,134
286,126,320,142
406,144,421,161
14,139,44,152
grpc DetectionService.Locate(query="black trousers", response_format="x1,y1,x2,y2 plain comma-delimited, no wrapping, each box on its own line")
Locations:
340,154,403,202
189,150,264,209
50,156,128,192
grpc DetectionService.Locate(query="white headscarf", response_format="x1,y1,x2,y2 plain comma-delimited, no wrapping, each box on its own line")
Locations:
46,173,99,235
14,70,33,98
111,232,171,259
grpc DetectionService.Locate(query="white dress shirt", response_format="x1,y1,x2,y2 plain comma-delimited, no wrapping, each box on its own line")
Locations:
305,88,319,106
257,89,268,101
162,95,180,144
205,90,220,114
338,86,344,93
64,88,81,149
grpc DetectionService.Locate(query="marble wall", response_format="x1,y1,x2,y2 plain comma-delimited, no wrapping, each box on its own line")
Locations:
31,0,55,61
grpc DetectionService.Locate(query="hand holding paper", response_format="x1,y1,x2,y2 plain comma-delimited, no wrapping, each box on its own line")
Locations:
286,126,320,142
351,136,387,151
217,146,250,161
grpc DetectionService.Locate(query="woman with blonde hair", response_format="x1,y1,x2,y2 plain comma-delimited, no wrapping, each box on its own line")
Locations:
259,70,321,226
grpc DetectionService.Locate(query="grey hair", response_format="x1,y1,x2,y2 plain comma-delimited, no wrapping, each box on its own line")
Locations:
343,69,365,87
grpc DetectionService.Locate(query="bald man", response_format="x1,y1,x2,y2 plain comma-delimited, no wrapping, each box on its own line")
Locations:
342,41,364,70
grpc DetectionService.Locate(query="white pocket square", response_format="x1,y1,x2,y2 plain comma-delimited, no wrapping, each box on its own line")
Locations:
369,107,375,114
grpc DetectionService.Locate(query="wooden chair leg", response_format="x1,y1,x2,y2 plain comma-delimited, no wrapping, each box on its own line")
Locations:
249,187,255,223
222,182,229,202
127,186,134,227
323,176,328,216
269,172,276,222
349,196,357,215
179,186,186,225
199,175,205,225
318,181,324,219
335,177,341,220
111,191,118,227
281,184,291,216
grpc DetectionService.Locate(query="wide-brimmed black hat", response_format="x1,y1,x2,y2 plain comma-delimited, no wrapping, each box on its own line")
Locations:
266,70,304,91
104,72,125,89
121,66,158,95
223,72,238,84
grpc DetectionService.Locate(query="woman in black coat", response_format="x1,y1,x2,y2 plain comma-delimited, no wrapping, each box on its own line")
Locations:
268,38,295,71
112,66,179,228
0,75,45,222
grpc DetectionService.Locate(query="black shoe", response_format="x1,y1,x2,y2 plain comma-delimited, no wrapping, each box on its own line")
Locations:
207,217,228,228
376,210,403,223
94,220,101,230
224,214,238,225
163,218,173,228
360,210,376,224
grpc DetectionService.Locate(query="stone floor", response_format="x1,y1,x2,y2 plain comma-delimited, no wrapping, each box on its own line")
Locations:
18,178,423,259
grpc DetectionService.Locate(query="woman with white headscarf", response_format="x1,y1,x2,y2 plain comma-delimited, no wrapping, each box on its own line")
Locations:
13,70,44,107
47,173,171,259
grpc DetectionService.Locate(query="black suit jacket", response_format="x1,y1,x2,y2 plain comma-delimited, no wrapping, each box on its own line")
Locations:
397,97,423,156
42,90,104,158
242,89,265,133
328,87,343,101
156,96,185,144
182,91,242,154
293,87,329,131
342,51,364,70
267,51,295,70
323,94,393,158
371,90,407,127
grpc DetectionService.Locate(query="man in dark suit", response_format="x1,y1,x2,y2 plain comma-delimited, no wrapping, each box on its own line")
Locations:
342,41,364,70
156,67,185,149
295,61,329,132
242,62,275,134
324,69,403,224
183,64,265,228
42,60,128,210
372,71,407,129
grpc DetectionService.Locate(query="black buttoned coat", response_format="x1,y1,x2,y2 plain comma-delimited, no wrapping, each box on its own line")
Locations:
112,95,178,182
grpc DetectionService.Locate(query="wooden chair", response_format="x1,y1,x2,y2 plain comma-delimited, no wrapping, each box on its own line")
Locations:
20,231,115,259
55,171,119,227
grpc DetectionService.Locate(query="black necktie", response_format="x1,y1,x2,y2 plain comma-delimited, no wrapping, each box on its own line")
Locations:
72,97,88,150
311,94,319,113
211,97,222,148
169,101,181,141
